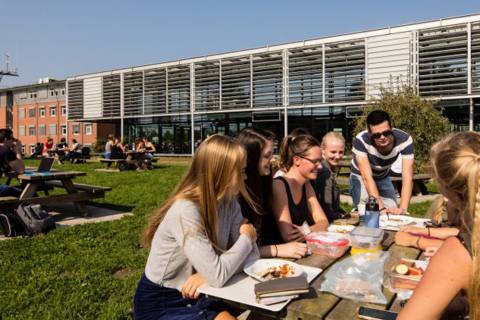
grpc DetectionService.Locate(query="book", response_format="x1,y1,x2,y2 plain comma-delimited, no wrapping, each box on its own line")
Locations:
254,276,309,299
257,294,299,305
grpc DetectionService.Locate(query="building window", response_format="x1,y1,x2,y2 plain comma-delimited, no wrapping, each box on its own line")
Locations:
29,145,35,154
62,90,65,95
28,126,36,136
61,105,66,116
85,123,92,135
19,126,25,136
49,124,57,136
39,107,45,117
39,124,46,136
28,108,36,118
73,124,80,135
21,145,26,155
50,106,57,116
19,108,25,119
61,125,67,136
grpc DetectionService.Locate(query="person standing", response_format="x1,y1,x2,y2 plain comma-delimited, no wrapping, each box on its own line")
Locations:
349,110,414,215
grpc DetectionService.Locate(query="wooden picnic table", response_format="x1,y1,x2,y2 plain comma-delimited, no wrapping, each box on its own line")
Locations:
1,171,111,216
222,227,421,319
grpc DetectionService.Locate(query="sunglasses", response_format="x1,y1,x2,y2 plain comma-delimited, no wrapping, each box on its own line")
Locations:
297,155,322,166
371,130,393,140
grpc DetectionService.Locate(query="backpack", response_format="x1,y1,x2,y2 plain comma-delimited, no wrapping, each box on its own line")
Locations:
0,212,26,237
14,204,56,236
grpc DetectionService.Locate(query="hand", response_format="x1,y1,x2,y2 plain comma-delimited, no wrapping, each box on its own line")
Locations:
386,207,407,215
181,273,205,299
287,224,305,242
277,242,308,259
239,223,257,243
395,231,417,247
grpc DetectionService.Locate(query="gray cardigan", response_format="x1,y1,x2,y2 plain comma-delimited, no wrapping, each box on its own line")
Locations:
145,198,259,290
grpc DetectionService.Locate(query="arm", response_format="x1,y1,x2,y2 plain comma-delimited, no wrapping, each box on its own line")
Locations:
177,203,255,288
228,200,259,267
401,226,459,240
398,237,471,320
305,182,329,232
356,155,385,209
394,231,445,250
259,242,308,259
399,158,414,212
272,179,304,242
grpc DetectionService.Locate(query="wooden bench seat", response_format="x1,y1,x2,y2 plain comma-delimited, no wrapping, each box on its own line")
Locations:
44,181,112,194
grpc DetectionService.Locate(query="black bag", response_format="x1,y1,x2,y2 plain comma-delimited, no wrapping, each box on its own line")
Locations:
0,212,26,237
14,204,56,236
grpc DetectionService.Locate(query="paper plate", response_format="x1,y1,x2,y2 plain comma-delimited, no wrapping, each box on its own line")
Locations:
243,259,304,282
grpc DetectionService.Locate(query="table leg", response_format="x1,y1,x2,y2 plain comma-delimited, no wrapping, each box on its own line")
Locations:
19,183,39,199
61,178,88,217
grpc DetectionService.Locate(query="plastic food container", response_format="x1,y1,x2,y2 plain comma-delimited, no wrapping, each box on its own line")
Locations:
305,232,350,258
350,227,384,255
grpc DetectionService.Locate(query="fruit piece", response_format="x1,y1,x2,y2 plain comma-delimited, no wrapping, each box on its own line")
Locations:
408,266,423,276
395,264,409,275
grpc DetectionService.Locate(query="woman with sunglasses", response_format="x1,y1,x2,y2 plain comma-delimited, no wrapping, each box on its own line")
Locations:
272,134,329,243
350,110,414,215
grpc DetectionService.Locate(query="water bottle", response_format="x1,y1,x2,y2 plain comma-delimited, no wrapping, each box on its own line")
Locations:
364,196,380,228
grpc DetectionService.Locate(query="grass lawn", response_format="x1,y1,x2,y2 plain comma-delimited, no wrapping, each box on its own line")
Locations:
0,159,434,319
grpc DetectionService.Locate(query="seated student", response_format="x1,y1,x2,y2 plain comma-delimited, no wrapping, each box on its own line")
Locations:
272,134,329,243
238,128,308,259
104,134,115,160
398,132,480,320
55,137,68,164
42,137,54,157
66,138,82,163
313,132,347,222
0,128,24,197
134,134,258,320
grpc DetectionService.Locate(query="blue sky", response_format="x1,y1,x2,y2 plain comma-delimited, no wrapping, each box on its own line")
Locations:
1,0,480,88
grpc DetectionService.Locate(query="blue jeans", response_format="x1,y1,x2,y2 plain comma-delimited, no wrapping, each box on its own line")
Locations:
0,185,22,197
104,152,112,160
133,273,224,320
349,173,397,211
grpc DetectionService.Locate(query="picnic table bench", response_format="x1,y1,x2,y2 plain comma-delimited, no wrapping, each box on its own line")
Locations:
0,171,110,217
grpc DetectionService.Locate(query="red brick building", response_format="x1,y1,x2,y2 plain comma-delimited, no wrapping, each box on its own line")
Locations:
0,79,115,155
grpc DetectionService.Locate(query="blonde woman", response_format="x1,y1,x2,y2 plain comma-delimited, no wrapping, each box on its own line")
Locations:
272,134,329,244
398,132,480,320
134,135,258,320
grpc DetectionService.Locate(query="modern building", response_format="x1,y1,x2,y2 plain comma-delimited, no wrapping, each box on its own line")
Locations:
0,79,114,155
2,13,475,155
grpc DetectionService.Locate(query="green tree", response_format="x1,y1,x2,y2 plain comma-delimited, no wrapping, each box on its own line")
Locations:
354,84,451,167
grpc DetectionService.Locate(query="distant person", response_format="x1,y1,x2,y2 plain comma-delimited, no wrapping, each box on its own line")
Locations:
66,138,82,163
349,110,414,215
0,128,24,197
143,137,156,161
134,135,258,320
313,132,347,222
30,142,43,159
55,137,68,164
42,137,54,157
104,134,115,160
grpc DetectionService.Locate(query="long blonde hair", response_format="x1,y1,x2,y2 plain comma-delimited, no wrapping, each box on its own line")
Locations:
430,131,480,319
142,134,256,249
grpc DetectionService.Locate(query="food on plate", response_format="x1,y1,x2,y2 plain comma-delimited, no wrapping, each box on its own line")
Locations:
258,264,295,280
